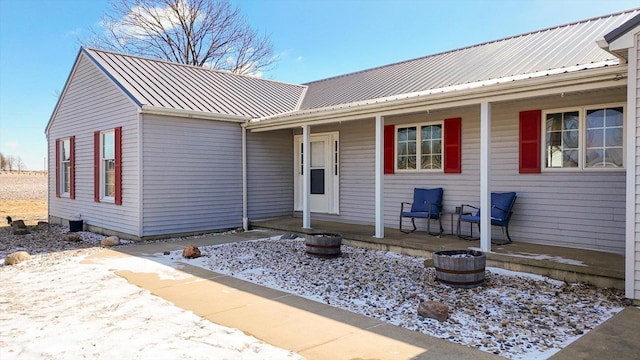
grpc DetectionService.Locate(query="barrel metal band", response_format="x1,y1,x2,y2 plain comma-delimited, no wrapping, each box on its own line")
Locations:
305,243,340,249
435,266,485,275
436,278,485,286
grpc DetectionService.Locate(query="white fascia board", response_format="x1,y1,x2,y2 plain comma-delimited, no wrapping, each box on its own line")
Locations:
609,25,640,52
248,64,626,132
140,105,251,123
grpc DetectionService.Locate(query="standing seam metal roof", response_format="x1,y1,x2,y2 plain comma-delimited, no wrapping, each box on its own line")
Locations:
80,8,639,121
83,48,307,118
299,8,640,111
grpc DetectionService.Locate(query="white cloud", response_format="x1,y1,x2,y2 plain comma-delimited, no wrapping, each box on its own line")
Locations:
3,141,20,149
108,0,201,40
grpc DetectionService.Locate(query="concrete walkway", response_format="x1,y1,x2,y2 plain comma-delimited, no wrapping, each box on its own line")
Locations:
86,231,639,359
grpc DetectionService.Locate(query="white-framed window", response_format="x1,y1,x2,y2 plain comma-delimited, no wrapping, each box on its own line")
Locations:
544,104,624,170
396,122,443,171
101,130,116,200
59,138,71,195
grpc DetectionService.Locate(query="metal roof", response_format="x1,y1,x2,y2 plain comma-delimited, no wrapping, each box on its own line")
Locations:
299,8,640,111
82,47,307,118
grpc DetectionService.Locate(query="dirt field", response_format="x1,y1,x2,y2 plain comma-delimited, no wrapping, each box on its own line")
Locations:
0,172,48,226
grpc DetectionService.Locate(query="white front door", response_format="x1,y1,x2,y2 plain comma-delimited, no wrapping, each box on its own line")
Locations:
294,132,339,214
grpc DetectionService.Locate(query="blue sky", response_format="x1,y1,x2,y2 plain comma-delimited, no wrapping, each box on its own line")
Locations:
0,0,638,170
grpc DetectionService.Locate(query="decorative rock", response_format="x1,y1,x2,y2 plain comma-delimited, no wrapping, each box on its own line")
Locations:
423,258,435,268
418,300,450,322
10,219,26,229
64,233,83,242
5,251,31,265
182,245,201,259
101,236,121,247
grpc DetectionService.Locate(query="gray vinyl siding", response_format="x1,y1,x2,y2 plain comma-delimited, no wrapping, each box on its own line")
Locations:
383,107,481,233
296,89,627,253
141,114,242,235
489,93,626,253
47,54,140,237
292,119,377,225
246,130,294,220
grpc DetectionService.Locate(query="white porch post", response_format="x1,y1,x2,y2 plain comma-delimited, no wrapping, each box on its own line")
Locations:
375,115,385,238
241,124,248,231
480,101,492,252
625,44,638,300
302,125,311,229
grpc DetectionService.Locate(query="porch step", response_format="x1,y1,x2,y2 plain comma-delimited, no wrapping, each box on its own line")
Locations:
251,217,625,291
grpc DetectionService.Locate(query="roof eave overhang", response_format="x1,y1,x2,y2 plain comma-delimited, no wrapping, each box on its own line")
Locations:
247,62,626,132
598,22,640,61
140,105,251,123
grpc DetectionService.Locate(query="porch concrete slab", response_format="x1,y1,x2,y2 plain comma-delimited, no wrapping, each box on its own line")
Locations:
252,217,625,289
550,306,640,360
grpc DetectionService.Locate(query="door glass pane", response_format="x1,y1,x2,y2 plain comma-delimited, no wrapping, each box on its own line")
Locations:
310,169,325,194
311,141,324,167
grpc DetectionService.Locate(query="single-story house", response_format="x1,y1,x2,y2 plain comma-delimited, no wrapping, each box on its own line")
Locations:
46,8,640,302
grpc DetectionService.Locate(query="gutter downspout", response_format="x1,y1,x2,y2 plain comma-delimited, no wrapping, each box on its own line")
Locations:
241,121,248,231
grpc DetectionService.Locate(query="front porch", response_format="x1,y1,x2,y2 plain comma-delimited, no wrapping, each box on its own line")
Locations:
251,216,625,291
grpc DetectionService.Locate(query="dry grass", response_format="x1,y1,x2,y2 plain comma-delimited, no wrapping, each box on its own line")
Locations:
0,173,48,226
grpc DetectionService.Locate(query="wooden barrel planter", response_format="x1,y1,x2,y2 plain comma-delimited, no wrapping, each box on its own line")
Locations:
305,233,343,258
432,250,486,288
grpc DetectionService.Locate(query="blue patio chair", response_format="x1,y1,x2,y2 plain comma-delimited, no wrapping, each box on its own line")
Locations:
457,192,517,243
399,188,444,236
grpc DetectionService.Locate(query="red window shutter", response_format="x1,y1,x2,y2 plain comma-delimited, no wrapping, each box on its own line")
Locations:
69,136,75,199
94,131,100,202
114,127,122,205
55,139,60,198
384,125,395,174
519,110,541,174
444,117,462,173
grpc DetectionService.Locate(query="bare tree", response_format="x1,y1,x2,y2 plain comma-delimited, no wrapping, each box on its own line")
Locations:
16,156,25,173
5,155,15,172
0,152,5,171
87,0,276,75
